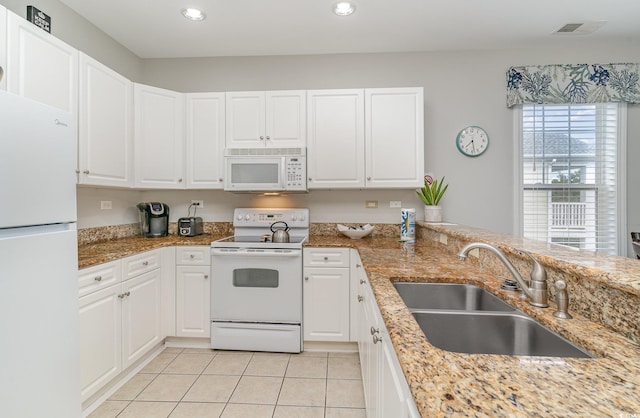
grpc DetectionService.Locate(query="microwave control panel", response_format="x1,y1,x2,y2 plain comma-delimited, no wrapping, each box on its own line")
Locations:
285,156,306,190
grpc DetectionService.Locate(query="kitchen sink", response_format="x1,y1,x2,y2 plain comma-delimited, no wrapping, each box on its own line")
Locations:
393,282,515,312
412,311,593,358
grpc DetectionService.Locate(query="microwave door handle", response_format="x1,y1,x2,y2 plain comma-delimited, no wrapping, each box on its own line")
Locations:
280,158,287,189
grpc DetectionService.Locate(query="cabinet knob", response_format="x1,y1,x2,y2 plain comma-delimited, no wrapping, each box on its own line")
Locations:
94,275,102,282
219,178,223,182
204,275,209,279
367,176,371,181
83,170,90,174
142,261,149,266
259,136,264,140
305,276,309,281
356,264,362,268
308,177,312,181
359,279,366,285
178,178,183,183
190,254,195,259
323,256,328,261
372,334,382,344
75,169,80,174
266,136,270,140
118,293,125,299
357,295,364,302
370,326,379,335
125,291,130,297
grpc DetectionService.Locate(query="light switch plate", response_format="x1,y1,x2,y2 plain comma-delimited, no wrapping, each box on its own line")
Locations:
100,200,112,210
390,201,402,208
365,200,378,209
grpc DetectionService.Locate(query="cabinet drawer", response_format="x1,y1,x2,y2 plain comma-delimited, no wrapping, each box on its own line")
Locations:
78,260,121,297
122,249,161,280
304,248,350,267
176,246,210,266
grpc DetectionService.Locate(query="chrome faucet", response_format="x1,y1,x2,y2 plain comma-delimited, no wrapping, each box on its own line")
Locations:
457,242,549,308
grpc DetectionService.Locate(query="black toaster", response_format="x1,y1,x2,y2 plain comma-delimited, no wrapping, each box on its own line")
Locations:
178,217,203,237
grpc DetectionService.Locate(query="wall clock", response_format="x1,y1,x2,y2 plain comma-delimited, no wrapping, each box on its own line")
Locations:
456,126,489,157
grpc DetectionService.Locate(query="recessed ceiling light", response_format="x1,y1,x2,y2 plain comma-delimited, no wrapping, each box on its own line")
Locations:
333,2,356,16
181,8,206,21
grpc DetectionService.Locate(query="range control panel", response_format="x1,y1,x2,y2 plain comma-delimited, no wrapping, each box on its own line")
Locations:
233,208,309,228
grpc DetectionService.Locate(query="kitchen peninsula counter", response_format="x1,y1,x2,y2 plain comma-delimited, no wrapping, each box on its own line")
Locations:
77,227,640,416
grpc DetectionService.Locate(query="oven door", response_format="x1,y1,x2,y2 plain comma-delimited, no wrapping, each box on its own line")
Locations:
211,247,302,323
224,156,285,191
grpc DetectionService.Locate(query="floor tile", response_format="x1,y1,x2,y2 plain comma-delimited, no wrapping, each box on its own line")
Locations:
141,351,180,373
327,356,362,379
326,379,365,408
220,403,275,418
163,348,184,354
328,351,359,358
295,350,329,358
286,356,328,378
273,405,325,418
168,402,225,418
182,374,240,403
244,353,289,376
109,373,156,401
117,401,177,418
278,377,326,407
136,374,198,402
229,375,283,404
325,407,367,418
87,400,129,418
163,353,214,374
203,352,252,375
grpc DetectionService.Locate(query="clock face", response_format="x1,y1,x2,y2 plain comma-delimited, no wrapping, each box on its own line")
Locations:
456,126,489,157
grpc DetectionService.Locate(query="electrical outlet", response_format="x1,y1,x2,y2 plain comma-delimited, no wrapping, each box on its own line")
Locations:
100,200,112,210
390,201,402,208
365,200,378,209
439,233,448,245
191,200,204,208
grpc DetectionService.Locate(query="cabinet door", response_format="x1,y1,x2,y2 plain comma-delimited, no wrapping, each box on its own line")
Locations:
307,89,365,188
79,53,133,187
176,265,211,338
361,284,381,418
79,284,122,402
134,83,185,188
121,269,162,369
185,93,225,188
265,90,306,147
225,91,265,148
303,267,350,341
0,5,7,91
6,11,78,115
365,88,424,188
380,336,408,418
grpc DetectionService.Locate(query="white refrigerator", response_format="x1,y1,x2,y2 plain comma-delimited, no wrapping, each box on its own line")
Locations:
0,91,81,417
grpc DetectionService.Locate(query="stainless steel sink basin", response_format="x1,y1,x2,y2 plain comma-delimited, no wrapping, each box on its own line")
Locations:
412,311,593,358
393,282,515,312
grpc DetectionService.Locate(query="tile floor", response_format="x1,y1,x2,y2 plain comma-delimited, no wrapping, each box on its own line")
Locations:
89,348,366,418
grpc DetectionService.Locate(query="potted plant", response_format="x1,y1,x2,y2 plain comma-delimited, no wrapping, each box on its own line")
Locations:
416,175,448,222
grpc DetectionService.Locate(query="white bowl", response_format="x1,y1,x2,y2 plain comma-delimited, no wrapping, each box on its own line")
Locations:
337,224,374,239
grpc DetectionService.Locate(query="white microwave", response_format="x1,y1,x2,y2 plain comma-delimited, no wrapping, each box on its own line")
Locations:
224,148,307,192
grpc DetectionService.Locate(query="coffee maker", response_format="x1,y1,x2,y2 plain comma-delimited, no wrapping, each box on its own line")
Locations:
136,202,169,238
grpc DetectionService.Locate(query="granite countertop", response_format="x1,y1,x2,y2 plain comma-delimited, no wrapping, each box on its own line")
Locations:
78,233,640,416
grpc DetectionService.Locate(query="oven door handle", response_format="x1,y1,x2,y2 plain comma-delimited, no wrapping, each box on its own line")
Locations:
211,248,301,257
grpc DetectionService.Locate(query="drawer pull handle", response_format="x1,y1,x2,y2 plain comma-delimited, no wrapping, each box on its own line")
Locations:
370,326,379,335
359,279,366,285
373,334,382,344
356,263,362,268
142,261,149,266
94,275,102,282
357,295,364,302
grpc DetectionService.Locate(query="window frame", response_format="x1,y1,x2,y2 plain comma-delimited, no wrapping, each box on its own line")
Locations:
513,103,628,256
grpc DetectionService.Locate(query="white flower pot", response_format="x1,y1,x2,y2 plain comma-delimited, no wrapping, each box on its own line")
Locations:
424,205,443,223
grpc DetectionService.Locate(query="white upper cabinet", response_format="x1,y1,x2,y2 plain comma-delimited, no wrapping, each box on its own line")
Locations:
226,90,306,148
6,10,78,115
306,89,365,188
134,83,185,189
185,92,225,189
0,5,7,91
78,53,133,187
365,88,424,188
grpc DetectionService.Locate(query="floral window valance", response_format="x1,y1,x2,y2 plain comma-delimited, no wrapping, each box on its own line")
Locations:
506,63,640,107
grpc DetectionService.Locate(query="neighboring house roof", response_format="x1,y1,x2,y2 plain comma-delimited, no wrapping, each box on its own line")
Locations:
523,133,596,157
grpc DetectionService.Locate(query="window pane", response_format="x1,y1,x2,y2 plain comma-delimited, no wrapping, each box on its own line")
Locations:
521,103,619,255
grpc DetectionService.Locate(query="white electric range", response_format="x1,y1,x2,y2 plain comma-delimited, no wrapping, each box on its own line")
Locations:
210,208,309,353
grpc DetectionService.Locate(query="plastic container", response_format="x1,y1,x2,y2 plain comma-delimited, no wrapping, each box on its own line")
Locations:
400,208,416,242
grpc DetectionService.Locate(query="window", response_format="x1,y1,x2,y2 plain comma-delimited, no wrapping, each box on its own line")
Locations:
516,103,626,255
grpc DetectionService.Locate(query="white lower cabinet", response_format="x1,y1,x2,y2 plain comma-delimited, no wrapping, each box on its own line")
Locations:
79,249,163,403
175,246,211,338
303,248,350,341
355,251,420,418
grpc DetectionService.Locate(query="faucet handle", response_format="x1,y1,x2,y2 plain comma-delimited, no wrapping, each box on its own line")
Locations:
553,280,573,319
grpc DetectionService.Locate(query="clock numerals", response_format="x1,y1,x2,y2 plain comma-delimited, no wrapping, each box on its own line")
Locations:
456,126,489,157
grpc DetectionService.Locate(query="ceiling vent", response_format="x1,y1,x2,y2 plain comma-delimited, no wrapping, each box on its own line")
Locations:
553,21,606,35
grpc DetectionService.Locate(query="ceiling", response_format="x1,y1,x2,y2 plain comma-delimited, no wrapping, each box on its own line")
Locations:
58,0,640,59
